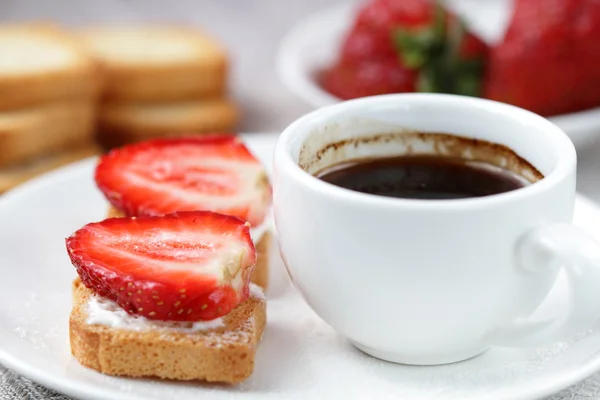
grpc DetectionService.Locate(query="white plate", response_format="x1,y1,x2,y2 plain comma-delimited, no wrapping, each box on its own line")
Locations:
2,132,600,400
276,0,600,148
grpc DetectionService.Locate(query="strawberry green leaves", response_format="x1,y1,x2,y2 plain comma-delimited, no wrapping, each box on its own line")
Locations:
393,1,487,97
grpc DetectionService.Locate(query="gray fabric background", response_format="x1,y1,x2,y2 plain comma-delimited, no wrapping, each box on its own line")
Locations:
2,0,600,398
4,363,600,400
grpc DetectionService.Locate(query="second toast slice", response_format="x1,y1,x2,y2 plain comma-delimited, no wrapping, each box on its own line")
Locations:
0,24,101,110
97,99,239,148
0,100,96,167
79,26,228,102
70,278,266,383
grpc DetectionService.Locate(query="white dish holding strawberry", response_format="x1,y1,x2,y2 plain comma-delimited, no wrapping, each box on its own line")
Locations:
2,132,600,399
276,0,600,148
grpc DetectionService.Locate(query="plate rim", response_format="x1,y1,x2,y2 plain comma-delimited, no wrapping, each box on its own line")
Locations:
2,133,600,399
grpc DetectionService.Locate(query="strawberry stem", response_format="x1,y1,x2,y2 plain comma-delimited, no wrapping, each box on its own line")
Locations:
392,1,484,97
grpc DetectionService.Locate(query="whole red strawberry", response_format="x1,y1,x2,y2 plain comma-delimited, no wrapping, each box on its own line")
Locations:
320,59,417,100
320,0,489,99
339,26,397,65
484,0,600,116
354,0,437,33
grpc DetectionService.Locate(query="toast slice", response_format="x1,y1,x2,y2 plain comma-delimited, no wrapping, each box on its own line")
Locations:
79,26,227,102
70,278,266,383
0,23,102,110
97,99,239,148
106,206,271,289
0,143,100,193
0,100,97,167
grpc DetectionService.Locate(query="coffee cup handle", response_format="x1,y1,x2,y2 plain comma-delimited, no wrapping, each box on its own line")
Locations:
486,223,600,347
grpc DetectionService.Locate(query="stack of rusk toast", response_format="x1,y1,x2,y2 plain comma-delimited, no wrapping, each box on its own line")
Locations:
0,24,102,193
79,26,240,148
0,23,239,193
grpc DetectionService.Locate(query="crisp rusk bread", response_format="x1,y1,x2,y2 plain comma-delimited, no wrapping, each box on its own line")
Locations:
106,206,271,289
78,26,227,102
0,23,102,110
0,101,97,167
97,99,239,148
0,143,100,193
70,278,266,383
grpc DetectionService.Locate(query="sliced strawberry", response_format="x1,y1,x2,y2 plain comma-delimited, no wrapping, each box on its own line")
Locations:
95,135,271,227
66,211,256,321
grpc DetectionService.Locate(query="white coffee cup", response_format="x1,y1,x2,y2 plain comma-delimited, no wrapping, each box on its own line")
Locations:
272,93,600,366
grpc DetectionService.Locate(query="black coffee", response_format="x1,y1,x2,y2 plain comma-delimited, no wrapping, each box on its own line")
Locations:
317,155,529,200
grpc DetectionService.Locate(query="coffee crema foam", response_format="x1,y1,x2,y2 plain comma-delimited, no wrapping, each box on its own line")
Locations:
299,129,543,184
